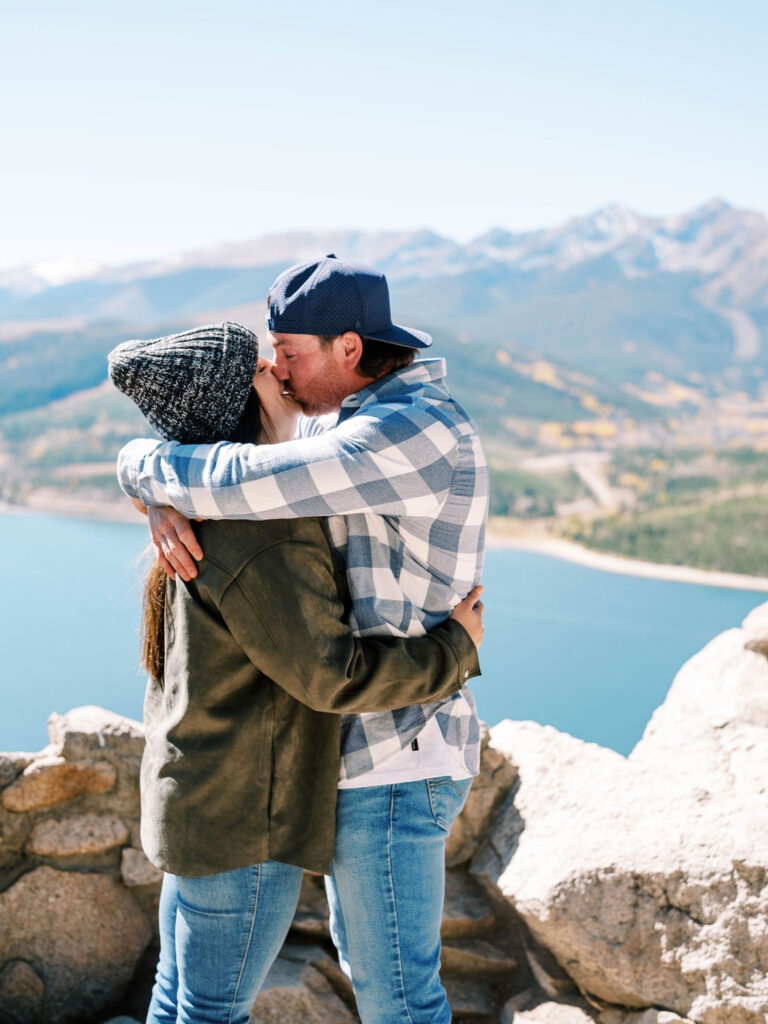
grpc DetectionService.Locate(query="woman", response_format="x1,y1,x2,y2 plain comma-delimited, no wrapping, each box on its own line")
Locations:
108,322,484,1024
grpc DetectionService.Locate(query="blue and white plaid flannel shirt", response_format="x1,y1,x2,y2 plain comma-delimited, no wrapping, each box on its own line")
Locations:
117,358,489,781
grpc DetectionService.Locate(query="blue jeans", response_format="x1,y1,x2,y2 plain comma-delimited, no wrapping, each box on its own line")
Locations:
146,860,303,1024
326,777,473,1024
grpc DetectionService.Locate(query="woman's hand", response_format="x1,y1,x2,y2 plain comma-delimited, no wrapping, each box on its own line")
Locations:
148,506,203,581
450,585,484,649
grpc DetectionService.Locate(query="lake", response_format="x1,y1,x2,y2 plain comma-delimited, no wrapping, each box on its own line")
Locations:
1,511,764,755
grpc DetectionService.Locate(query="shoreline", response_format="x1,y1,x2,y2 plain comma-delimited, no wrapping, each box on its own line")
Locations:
0,498,145,525
486,533,768,593
4,498,768,594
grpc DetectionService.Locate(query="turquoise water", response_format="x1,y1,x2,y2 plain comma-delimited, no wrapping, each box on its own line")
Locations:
1,512,764,755
479,550,764,752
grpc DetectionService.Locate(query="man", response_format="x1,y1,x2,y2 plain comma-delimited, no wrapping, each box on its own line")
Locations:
118,254,489,1024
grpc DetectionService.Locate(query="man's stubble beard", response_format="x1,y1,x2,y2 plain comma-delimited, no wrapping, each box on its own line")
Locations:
293,348,350,417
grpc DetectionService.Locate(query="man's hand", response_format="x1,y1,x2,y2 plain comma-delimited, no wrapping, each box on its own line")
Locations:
450,585,484,649
148,506,203,581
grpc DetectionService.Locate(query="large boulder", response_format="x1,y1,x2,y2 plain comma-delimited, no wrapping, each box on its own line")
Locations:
0,866,152,1024
473,622,768,1024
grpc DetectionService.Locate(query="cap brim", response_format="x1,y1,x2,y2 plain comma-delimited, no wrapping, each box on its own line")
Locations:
362,323,432,348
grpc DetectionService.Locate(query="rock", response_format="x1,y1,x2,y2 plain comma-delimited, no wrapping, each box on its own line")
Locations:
499,988,539,1018
0,866,152,1024
313,947,504,1020
441,868,500,939
0,804,33,853
473,626,768,1024
523,939,578,999
441,937,518,978
308,953,355,1005
250,943,357,1023
598,1010,695,1024
48,705,144,768
44,709,144,824
0,754,36,789
1,756,116,811
250,970,356,1024
447,728,518,867
291,871,331,939
741,600,768,658
630,628,768,797
501,1000,595,1024
26,813,128,857
121,846,164,887
443,975,496,1018
0,959,45,1024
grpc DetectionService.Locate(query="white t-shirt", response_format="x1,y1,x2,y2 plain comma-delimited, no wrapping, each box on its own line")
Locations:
337,714,472,789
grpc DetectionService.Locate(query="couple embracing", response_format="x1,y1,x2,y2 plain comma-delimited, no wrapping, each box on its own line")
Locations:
109,254,489,1024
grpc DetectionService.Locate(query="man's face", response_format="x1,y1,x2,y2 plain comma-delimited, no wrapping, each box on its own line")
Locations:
270,333,352,417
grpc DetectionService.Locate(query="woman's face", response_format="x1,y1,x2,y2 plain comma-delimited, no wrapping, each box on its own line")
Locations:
253,357,302,438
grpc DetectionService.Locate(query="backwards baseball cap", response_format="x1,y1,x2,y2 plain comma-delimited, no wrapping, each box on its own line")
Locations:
266,254,432,349
107,322,258,444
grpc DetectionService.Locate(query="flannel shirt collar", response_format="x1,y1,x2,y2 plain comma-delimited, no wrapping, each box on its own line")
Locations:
337,358,448,421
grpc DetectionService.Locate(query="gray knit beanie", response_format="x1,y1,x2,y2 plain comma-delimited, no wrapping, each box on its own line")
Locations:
107,322,258,444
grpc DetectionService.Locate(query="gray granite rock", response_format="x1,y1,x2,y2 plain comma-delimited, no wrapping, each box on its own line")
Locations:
598,1010,695,1024
447,728,518,867
0,803,33,853
121,846,163,887
250,943,356,1023
442,867,500,939
0,959,45,1024
741,599,768,658
474,625,768,1024
48,705,144,767
0,866,152,1024
26,812,128,857
0,754,36,789
443,975,496,1019
291,871,331,939
501,1001,595,1024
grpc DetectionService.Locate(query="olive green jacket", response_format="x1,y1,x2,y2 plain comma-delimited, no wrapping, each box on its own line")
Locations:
140,516,480,876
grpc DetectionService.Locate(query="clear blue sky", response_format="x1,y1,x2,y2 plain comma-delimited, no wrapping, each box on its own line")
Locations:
1,0,766,266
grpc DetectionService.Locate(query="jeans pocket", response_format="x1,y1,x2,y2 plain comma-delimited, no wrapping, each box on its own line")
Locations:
426,777,472,832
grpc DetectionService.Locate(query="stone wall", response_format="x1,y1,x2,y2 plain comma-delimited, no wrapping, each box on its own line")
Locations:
0,708,526,1024
0,707,157,1024
3,600,768,1023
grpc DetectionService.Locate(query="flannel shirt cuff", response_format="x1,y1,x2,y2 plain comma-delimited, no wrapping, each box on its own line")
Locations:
117,438,162,502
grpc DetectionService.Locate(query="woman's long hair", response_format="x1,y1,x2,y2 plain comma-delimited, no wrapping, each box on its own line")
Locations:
141,387,272,679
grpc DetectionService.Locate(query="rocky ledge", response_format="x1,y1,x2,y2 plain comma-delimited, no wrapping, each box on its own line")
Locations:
2,603,768,1023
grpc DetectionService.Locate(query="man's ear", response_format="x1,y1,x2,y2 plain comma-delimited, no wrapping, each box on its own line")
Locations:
338,332,364,371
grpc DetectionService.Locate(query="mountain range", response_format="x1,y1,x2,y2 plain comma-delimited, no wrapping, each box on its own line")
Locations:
2,199,767,427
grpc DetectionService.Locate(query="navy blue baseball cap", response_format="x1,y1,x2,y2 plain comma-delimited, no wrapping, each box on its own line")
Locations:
266,254,432,349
